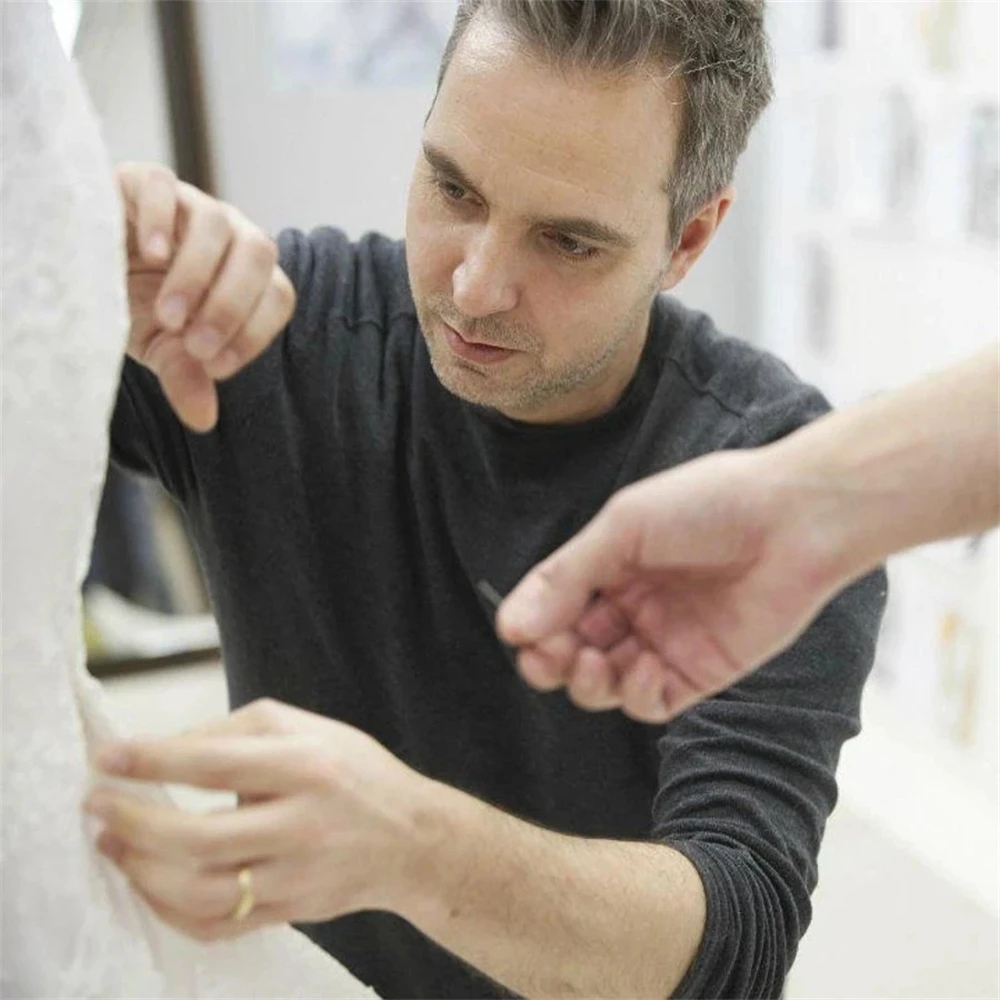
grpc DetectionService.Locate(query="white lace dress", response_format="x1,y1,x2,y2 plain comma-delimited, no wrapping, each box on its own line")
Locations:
0,3,378,996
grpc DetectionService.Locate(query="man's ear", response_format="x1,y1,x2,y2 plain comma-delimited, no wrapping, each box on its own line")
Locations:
660,186,736,291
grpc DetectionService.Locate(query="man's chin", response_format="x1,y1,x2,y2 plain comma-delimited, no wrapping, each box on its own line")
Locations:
426,347,516,409
430,351,491,400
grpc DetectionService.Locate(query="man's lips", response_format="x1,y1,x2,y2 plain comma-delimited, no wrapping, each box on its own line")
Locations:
441,321,519,365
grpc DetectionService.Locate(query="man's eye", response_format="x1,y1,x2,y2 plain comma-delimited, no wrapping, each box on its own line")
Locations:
435,177,468,202
548,232,600,260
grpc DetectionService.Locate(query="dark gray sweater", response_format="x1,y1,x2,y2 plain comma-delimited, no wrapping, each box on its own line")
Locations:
111,228,886,999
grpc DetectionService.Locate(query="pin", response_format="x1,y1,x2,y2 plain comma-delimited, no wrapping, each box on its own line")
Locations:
476,579,505,611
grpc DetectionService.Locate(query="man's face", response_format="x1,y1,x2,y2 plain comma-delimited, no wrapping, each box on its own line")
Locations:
405,17,684,424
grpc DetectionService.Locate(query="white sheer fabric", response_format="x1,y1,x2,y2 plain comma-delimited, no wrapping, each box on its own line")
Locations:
0,4,377,996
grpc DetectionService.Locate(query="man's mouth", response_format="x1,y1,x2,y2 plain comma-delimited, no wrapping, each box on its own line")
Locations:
441,320,519,365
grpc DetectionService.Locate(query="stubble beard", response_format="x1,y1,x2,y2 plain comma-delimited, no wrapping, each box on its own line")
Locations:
415,295,642,419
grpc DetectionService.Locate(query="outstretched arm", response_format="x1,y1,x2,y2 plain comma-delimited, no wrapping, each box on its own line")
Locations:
497,348,999,722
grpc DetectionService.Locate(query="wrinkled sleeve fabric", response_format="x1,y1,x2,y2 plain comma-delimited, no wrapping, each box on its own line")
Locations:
660,391,888,999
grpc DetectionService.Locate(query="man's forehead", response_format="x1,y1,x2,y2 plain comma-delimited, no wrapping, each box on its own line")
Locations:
427,15,677,232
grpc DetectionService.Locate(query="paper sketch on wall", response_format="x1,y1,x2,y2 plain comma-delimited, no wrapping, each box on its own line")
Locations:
844,89,923,234
808,95,839,213
818,0,840,51
936,609,981,746
268,0,459,90
967,103,999,241
803,238,834,358
884,89,923,232
873,541,985,751
917,0,961,73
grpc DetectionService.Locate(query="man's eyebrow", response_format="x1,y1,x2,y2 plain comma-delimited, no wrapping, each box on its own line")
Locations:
533,213,636,250
422,142,481,195
422,140,637,250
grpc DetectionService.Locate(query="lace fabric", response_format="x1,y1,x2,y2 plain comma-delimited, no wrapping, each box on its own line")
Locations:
0,4,377,996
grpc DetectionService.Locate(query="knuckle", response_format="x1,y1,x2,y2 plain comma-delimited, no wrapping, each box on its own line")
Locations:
270,268,297,316
127,746,159,779
114,161,137,188
293,812,333,851
565,683,594,711
178,823,219,862
244,231,278,271
198,757,239,790
246,697,287,732
203,299,244,335
301,749,341,793
145,163,177,190
199,204,233,243
603,489,636,529
192,827,229,861
255,696,282,716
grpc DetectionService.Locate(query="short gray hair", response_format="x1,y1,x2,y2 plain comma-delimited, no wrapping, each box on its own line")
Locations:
437,0,772,246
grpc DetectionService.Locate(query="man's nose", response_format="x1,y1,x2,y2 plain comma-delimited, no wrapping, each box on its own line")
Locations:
452,231,519,319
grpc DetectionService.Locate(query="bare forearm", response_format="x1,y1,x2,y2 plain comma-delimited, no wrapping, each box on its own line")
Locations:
770,347,999,588
400,781,705,999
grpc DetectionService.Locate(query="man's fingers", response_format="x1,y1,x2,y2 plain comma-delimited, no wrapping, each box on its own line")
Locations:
104,843,251,922
564,648,621,711
87,790,291,866
175,700,289,742
497,492,642,646
112,856,282,942
117,162,178,264
575,597,632,650
183,227,278,364
137,168,178,263
203,266,296,381
155,350,219,432
515,628,583,691
515,646,569,692
93,735,315,796
154,190,234,333
604,634,645,674
619,652,671,724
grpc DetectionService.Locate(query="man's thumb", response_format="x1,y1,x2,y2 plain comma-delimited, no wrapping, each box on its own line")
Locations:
496,500,637,645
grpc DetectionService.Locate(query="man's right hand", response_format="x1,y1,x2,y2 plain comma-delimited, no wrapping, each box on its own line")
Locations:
496,448,842,723
117,162,296,431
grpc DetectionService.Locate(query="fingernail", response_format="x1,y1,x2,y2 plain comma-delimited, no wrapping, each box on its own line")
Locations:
96,744,132,775
146,233,170,261
185,325,224,360
158,294,188,330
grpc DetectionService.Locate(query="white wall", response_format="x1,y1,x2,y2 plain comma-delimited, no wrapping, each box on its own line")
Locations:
74,0,173,167
788,804,1000,1000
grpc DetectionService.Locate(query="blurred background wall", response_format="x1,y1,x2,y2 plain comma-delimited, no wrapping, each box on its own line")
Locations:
64,1,998,996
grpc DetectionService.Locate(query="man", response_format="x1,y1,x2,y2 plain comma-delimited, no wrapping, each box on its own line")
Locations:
89,2,886,997
499,347,999,722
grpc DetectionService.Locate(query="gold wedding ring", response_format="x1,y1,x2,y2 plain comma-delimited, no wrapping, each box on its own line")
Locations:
231,866,256,922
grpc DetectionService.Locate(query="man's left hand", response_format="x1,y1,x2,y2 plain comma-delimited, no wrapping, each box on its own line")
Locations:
85,699,438,942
